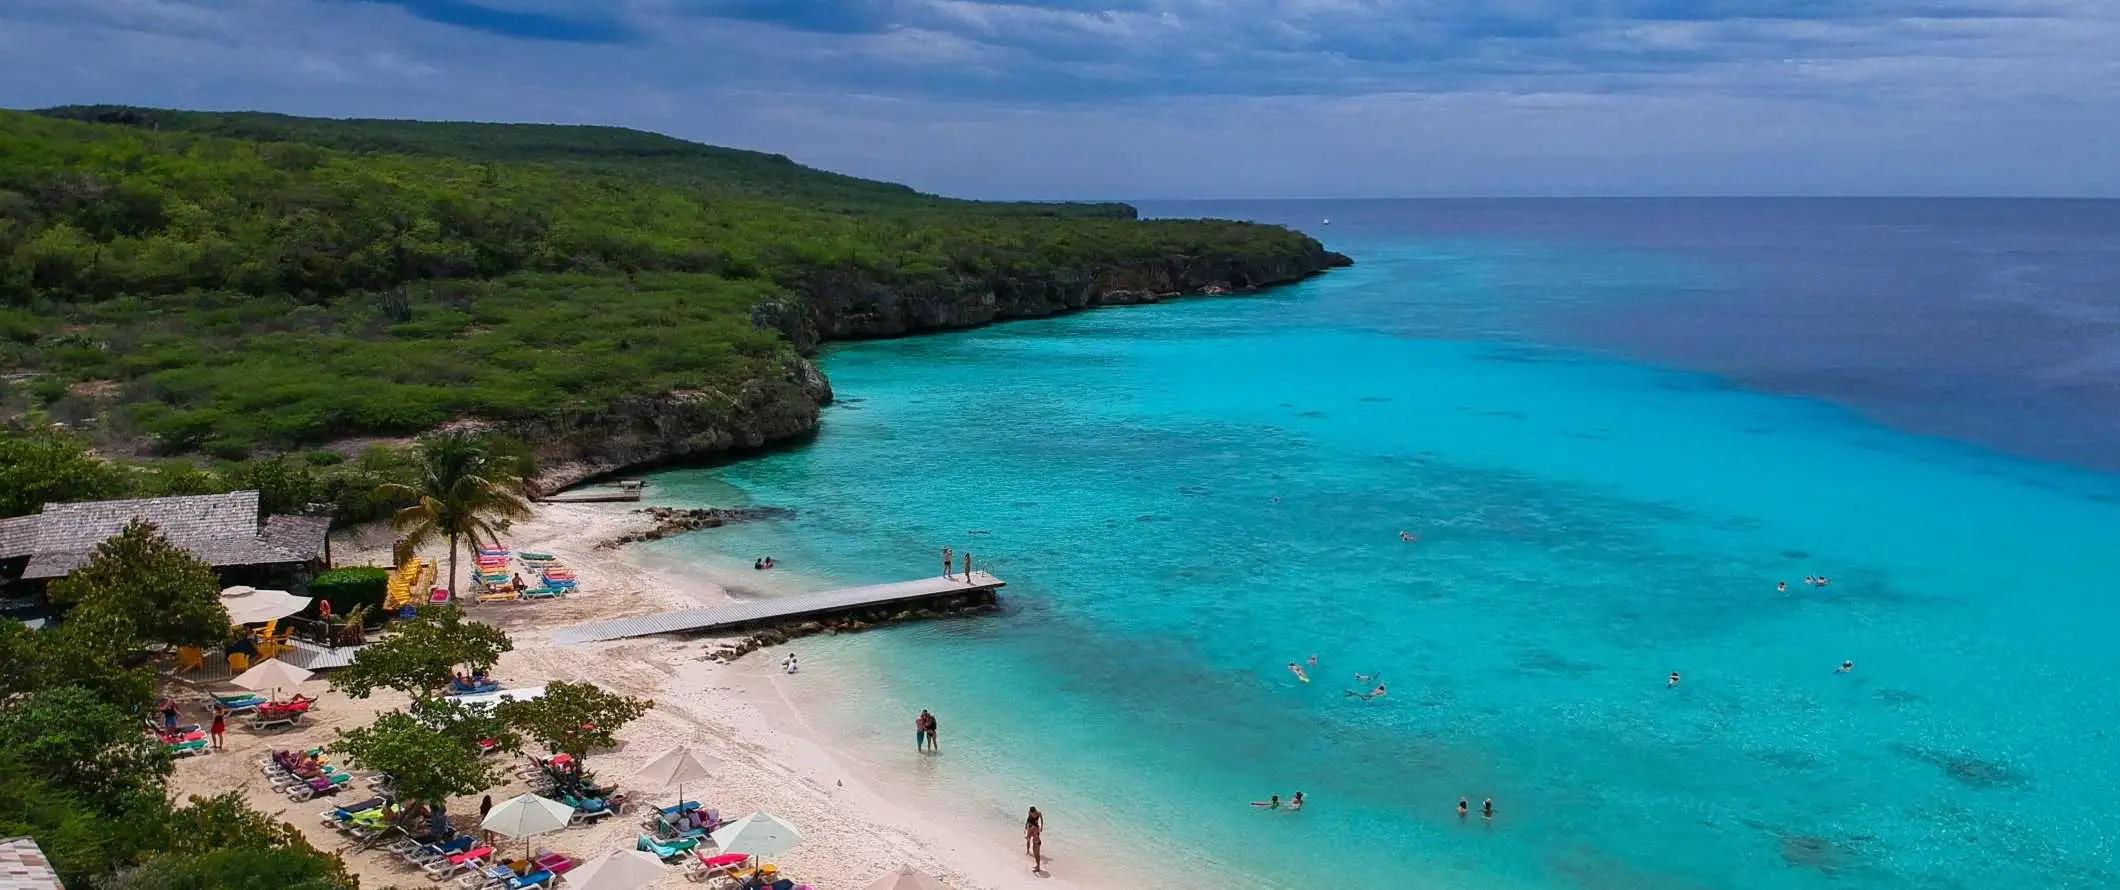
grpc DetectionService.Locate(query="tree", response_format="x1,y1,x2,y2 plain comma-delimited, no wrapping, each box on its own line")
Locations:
0,687,173,810
376,433,532,598
328,606,512,700
499,680,652,768
46,519,230,648
330,709,499,807
107,847,353,890
0,427,127,518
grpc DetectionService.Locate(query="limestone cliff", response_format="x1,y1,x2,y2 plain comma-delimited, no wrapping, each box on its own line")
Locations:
539,240,1350,490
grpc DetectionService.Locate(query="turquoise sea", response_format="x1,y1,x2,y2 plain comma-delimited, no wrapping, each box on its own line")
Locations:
644,200,2120,889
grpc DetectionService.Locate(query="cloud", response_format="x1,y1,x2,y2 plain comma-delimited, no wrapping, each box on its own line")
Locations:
343,0,637,43
0,0,2115,197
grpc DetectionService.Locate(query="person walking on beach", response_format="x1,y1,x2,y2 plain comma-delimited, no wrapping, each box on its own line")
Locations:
915,710,932,752
943,547,954,580
209,703,228,750
1025,807,1045,873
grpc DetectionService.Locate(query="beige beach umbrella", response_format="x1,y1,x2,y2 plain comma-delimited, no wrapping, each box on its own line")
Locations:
708,812,802,859
562,849,666,890
482,793,574,859
632,746,717,809
220,585,313,625
230,658,313,699
861,864,949,890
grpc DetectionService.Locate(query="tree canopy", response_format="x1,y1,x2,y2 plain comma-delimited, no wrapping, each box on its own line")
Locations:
329,708,500,808
499,680,653,766
45,519,230,648
0,108,1335,459
328,605,513,699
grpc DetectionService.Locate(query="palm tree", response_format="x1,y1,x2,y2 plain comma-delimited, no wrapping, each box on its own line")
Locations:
377,433,533,600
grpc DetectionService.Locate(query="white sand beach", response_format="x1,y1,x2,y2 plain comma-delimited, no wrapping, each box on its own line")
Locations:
163,503,1138,890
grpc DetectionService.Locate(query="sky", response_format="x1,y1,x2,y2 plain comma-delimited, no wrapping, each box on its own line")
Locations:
2,0,2117,199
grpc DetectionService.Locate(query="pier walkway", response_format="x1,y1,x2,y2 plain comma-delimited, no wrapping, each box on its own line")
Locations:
545,572,1005,645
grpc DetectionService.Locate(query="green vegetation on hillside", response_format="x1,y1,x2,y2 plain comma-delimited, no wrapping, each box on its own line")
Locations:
0,107,1332,458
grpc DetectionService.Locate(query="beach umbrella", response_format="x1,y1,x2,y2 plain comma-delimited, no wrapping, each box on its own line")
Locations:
220,585,313,625
708,812,802,859
562,849,666,890
632,746,717,808
861,864,948,890
482,793,574,859
230,658,313,698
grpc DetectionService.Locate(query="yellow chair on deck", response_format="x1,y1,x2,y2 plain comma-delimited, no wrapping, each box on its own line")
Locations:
227,652,251,672
175,646,204,673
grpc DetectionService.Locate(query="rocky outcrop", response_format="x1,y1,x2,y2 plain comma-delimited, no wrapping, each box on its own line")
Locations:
790,244,1353,342
529,353,830,491
594,505,797,549
537,237,1349,489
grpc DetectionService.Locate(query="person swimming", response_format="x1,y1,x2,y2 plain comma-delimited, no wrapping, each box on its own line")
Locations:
1251,794,1280,809
1776,580,1787,592
1354,671,1381,685
1307,654,1317,668
1668,671,1681,688
1482,798,1494,820
1457,796,1469,818
1287,662,1309,683
1804,575,1815,585
1836,660,1854,674
1289,792,1305,811
1399,530,1417,543
1345,683,1386,700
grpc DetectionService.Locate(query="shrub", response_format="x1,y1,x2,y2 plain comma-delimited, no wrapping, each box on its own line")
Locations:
305,566,388,618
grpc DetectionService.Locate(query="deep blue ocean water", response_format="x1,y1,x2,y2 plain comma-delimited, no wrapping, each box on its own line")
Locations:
644,199,2120,889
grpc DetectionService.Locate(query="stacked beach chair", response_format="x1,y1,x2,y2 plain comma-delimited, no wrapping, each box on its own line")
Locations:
384,557,426,613
474,545,518,603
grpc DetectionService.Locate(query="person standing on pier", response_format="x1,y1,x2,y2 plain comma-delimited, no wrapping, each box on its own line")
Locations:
943,547,954,580
963,552,973,583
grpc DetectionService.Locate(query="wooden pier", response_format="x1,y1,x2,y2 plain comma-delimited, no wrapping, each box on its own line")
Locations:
538,480,645,503
545,572,1005,645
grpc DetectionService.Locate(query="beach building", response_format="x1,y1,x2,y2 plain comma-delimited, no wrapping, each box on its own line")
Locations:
0,837,63,890
0,490,329,595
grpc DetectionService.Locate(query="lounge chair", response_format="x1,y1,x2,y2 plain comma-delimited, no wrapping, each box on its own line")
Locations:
519,586,566,600
404,836,473,865
286,773,351,801
422,846,495,878
167,738,209,757
477,589,519,604
534,854,575,874
684,852,750,884
506,870,556,889
636,833,699,861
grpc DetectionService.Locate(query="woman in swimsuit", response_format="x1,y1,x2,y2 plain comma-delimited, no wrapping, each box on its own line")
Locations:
1289,792,1305,811
1025,807,1044,870
1457,796,1469,818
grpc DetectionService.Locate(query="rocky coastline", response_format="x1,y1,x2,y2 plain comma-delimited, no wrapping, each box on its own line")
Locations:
536,242,1351,491
705,590,1003,662
593,505,797,550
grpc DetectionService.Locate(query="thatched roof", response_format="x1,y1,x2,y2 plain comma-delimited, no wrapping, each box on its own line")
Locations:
11,491,327,581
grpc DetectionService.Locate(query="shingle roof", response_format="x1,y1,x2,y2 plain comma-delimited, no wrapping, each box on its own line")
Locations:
0,837,62,890
14,491,324,581
258,515,331,563
0,516,37,561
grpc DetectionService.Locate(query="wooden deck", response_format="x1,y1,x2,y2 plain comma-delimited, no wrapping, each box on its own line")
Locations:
545,572,1005,645
159,638,366,685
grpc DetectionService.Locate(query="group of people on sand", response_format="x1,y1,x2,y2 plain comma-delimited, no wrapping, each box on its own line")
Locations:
941,547,974,582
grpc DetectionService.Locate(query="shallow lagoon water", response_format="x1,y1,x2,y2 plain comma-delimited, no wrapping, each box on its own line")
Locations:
646,201,2120,889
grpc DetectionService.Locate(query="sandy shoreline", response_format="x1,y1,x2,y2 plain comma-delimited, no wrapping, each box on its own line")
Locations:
164,501,1142,890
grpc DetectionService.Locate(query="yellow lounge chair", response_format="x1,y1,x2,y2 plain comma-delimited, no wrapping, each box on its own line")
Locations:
176,646,205,673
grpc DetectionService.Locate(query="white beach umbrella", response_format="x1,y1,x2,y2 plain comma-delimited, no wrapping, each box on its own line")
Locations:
482,793,575,858
861,864,949,890
708,812,803,859
230,658,313,698
220,586,313,625
562,849,666,890
632,746,717,808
